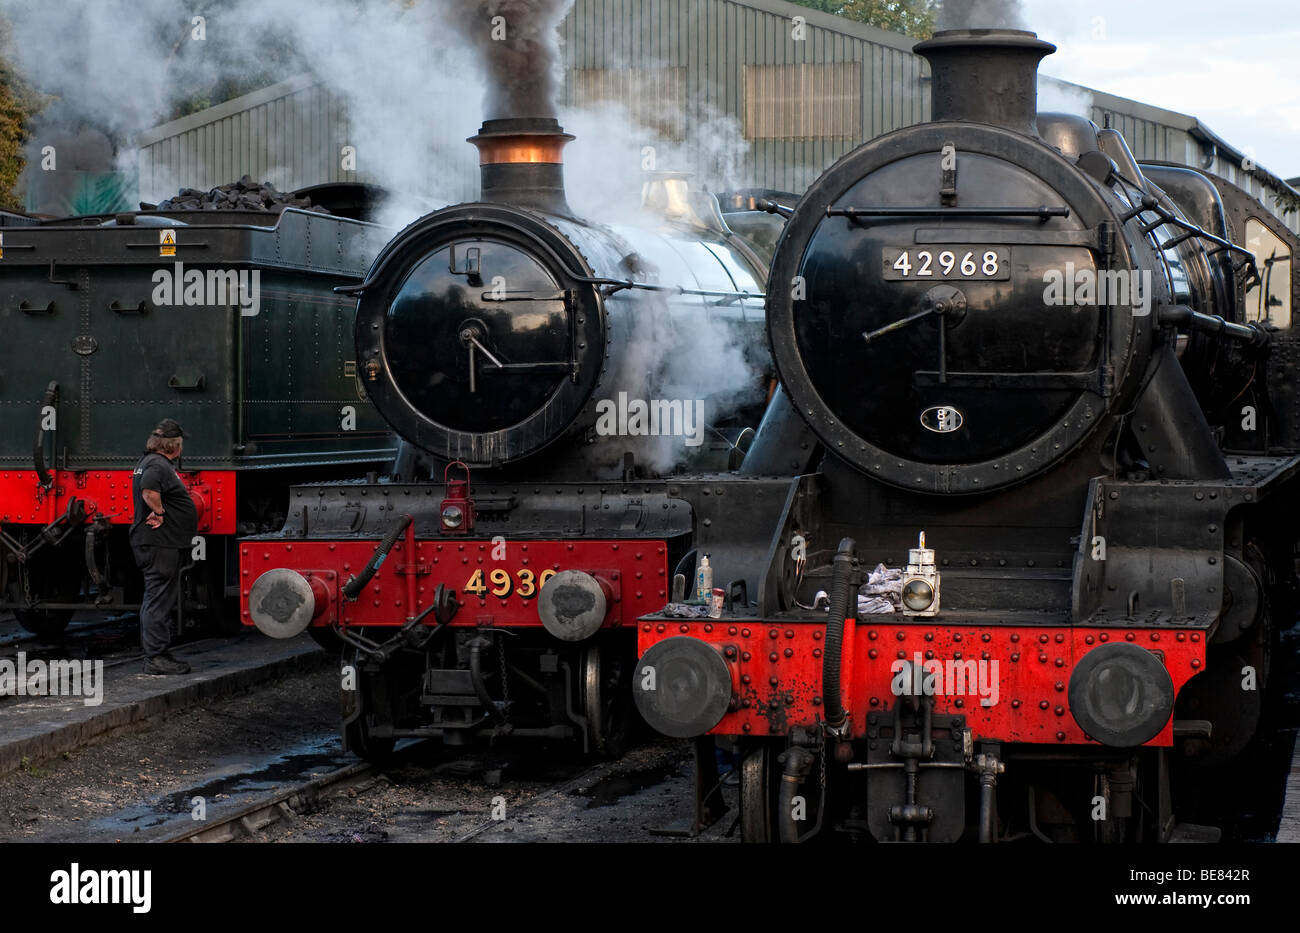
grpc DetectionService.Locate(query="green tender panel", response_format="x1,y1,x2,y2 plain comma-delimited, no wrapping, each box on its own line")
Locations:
0,274,83,465
89,261,238,467
0,209,397,471
240,269,392,462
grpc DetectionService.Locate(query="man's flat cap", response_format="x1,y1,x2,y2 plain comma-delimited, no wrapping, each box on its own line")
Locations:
152,418,189,439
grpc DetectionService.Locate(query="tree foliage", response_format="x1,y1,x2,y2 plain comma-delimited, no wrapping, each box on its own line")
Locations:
0,20,39,211
786,0,939,39
0,76,31,211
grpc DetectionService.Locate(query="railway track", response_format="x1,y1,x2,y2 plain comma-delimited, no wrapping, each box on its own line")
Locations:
450,757,638,843
161,741,684,844
162,759,379,843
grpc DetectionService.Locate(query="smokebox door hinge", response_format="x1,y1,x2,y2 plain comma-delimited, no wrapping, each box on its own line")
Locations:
1097,221,1116,257
1099,363,1115,398
940,142,957,206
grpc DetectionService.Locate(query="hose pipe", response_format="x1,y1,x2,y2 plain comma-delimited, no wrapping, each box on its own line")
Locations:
777,746,817,844
979,775,997,844
822,537,859,731
342,513,413,600
975,753,1005,844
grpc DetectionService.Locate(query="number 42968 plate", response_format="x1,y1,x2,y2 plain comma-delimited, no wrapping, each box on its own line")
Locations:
882,246,1010,280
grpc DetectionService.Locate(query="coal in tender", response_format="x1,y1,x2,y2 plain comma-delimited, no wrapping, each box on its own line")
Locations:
144,175,330,215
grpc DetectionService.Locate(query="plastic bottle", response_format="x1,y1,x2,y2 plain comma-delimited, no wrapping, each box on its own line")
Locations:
696,554,713,602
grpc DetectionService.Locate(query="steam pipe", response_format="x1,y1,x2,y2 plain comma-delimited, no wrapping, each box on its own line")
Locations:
343,514,412,601
822,537,859,731
756,198,794,218
1157,304,1270,348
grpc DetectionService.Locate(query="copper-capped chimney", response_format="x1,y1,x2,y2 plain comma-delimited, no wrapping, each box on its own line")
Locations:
468,117,574,215
913,29,1055,137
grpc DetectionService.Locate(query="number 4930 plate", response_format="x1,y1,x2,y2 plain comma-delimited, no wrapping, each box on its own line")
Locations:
882,246,1010,281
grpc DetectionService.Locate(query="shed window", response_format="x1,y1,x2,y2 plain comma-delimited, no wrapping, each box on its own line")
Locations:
569,68,687,141
744,63,861,140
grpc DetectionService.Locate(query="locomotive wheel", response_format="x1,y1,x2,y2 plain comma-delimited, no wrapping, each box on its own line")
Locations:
341,640,397,764
343,709,397,764
739,741,781,843
343,717,392,769
13,608,74,640
581,639,634,759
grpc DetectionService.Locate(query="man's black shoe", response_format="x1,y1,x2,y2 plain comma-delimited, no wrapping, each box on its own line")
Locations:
143,653,191,675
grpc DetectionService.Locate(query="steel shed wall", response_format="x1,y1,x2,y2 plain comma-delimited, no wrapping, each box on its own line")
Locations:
554,0,924,194
135,0,1297,232
138,75,357,202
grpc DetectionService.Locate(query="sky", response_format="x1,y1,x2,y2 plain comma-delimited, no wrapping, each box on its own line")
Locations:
1018,0,1300,181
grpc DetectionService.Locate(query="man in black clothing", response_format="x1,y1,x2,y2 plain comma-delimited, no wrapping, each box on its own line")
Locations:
130,418,199,675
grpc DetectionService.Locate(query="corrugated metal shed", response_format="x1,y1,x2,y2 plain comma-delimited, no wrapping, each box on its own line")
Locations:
136,0,1298,233
137,74,356,203
1089,86,1298,232
554,0,925,195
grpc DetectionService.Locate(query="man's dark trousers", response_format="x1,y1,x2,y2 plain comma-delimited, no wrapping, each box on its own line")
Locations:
133,544,183,658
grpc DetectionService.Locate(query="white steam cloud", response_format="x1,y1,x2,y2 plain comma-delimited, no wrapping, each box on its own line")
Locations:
559,97,748,223
0,0,769,475
0,0,749,228
1038,75,1095,119
0,0,485,223
556,78,761,474
936,0,1026,30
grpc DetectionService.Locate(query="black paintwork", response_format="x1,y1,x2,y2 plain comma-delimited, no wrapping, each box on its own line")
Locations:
727,29,1300,842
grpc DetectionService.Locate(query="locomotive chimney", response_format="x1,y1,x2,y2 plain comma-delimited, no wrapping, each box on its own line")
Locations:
469,117,574,215
913,29,1055,137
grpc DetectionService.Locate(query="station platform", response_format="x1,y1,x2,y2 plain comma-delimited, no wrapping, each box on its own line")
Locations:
0,631,329,778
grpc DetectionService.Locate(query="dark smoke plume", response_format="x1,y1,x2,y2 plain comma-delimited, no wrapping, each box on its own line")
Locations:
936,0,1025,30
451,0,573,120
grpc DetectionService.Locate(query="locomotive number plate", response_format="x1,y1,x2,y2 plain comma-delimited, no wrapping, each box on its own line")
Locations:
463,567,558,600
882,247,1010,281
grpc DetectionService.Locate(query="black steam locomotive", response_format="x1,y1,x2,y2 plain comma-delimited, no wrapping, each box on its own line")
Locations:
240,118,805,759
632,29,1300,842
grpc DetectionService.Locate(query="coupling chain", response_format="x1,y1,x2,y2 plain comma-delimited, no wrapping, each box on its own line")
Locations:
497,632,510,711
